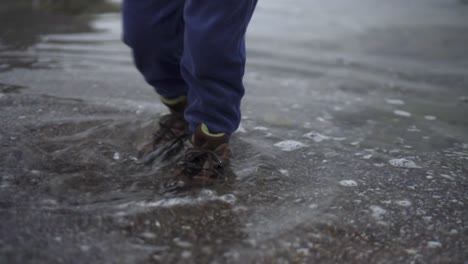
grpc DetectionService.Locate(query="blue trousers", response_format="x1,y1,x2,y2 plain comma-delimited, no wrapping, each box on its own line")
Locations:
122,0,257,134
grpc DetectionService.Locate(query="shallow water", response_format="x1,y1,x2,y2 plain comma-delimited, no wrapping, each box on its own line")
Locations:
1,0,467,263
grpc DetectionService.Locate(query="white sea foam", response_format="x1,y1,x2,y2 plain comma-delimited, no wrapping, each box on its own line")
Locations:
140,232,157,239
181,251,192,259
220,194,237,205
394,110,411,117
407,125,421,132
389,158,421,169
385,99,405,105
303,131,346,142
274,140,308,151
113,152,120,160
458,96,468,103
117,190,237,209
440,174,454,180
174,238,193,248
427,241,442,248
424,115,437,121
395,200,412,207
370,205,387,220
332,137,347,141
339,180,358,187
253,126,268,131
237,124,247,133
303,131,329,142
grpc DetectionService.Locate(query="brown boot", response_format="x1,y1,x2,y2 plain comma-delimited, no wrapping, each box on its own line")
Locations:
173,124,231,182
138,96,189,160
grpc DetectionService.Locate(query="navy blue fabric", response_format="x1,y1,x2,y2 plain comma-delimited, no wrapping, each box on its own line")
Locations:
123,0,257,134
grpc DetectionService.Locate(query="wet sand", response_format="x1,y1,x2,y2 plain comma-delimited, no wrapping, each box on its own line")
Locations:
0,0,467,263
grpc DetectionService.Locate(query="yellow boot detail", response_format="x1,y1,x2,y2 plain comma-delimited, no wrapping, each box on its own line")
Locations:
160,95,187,106
201,123,225,137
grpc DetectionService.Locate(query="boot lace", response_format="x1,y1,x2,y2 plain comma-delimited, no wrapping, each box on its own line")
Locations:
177,148,225,178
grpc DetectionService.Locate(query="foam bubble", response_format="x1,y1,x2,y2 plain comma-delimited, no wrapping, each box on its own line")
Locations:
274,140,308,151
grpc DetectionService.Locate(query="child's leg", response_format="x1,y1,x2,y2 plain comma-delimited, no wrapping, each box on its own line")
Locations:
181,0,258,134
122,0,187,99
